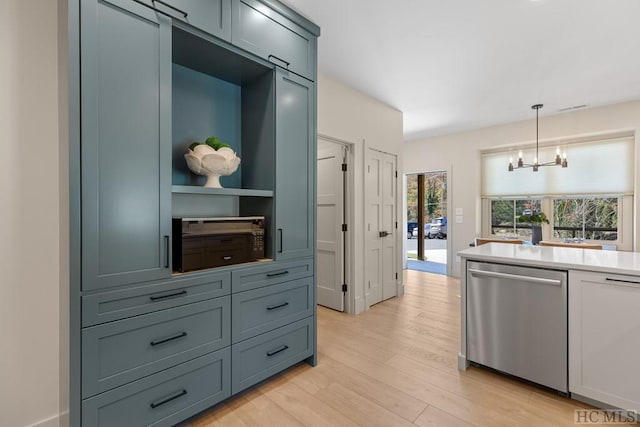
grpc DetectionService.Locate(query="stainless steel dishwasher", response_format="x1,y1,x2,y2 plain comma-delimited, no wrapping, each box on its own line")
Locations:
467,261,568,393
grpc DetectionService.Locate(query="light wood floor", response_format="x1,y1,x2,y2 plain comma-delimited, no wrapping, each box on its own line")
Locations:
183,270,599,426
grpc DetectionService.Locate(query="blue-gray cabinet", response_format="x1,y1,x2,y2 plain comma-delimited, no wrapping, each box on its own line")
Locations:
71,0,318,425
275,69,315,260
231,0,316,80
231,276,313,342
82,297,230,397
231,317,313,393
80,0,172,291
140,0,232,41
82,349,231,427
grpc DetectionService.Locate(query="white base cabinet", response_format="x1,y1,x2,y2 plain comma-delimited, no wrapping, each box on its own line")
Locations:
569,270,640,411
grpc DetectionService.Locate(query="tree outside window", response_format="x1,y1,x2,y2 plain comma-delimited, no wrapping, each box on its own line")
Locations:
553,198,618,241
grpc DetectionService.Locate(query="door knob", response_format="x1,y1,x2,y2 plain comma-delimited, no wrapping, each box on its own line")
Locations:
379,231,389,237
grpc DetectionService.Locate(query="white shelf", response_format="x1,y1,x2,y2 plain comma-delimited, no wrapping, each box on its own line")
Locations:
172,185,273,197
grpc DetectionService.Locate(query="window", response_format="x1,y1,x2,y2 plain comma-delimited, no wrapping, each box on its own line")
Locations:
553,197,618,241
481,135,633,250
491,199,541,238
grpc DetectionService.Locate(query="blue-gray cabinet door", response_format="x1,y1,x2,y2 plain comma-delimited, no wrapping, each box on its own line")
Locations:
231,0,316,81
274,69,315,260
81,0,172,290
140,0,232,41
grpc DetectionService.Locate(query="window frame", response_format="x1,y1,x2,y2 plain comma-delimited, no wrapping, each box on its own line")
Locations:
482,195,632,250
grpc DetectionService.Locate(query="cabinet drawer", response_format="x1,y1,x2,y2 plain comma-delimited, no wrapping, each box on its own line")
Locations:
231,317,313,393
231,258,313,293
83,348,230,427
232,277,313,342
140,0,231,41
231,0,315,80
82,297,230,398
82,271,230,326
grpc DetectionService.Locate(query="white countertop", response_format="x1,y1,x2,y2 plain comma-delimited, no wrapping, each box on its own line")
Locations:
458,243,640,276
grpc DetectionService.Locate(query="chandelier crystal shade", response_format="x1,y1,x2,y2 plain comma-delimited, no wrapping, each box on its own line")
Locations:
508,104,568,172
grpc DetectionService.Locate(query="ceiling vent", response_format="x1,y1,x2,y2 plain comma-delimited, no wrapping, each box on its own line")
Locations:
558,104,589,113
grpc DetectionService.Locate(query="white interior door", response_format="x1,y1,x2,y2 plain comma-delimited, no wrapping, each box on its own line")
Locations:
316,139,345,311
365,148,397,307
381,154,397,300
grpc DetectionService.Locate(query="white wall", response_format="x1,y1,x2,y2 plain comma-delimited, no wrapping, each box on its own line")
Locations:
404,100,640,277
317,73,404,313
0,1,68,426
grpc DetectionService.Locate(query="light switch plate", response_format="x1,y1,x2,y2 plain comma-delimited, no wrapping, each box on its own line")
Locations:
455,208,463,215
455,215,463,223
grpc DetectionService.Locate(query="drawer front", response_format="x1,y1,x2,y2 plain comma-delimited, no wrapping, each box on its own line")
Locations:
231,317,313,393
82,297,230,398
231,0,315,80
82,271,230,326
140,0,232,41
83,348,230,427
231,258,313,293
232,277,313,342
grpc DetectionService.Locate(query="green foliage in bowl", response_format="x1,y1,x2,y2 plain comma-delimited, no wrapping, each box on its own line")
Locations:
189,136,231,151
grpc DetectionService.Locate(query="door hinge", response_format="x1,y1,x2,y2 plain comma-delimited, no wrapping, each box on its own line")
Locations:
395,221,398,229
395,272,398,280
342,224,347,232
342,284,347,292
342,163,347,172
395,171,398,178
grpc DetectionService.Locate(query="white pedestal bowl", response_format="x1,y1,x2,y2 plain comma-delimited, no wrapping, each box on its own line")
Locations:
184,145,241,188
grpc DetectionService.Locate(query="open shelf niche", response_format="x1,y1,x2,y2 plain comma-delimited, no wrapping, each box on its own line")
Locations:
171,26,276,261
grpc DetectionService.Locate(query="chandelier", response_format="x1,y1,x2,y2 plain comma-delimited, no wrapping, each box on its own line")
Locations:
508,104,568,172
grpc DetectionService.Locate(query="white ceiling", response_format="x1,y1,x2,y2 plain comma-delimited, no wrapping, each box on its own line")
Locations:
279,0,640,141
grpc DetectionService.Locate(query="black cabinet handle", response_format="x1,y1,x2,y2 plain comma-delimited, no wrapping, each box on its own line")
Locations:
220,239,233,243
150,331,188,347
277,229,283,253
266,345,289,357
266,270,289,278
268,54,290,69
149,290,187,302
266,302,289,311
164,235,170,268
151,0,188,17
150,389,188,409
222,256,232,261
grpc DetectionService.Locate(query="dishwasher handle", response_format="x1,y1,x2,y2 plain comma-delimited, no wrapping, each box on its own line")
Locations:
468,268,563,286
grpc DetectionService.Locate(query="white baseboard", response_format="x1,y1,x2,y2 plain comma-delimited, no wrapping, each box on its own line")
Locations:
355,295,366,314
27,411,69,427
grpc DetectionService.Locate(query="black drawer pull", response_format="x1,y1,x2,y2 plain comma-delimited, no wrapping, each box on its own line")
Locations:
266,270,289,278
266,345,289,357
149,290,187,302
222,256,233,261
150,389,188,409
150,331,188,347
266,302,289,311
220,239,233,243
268,54,290,68
151,0,188,17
